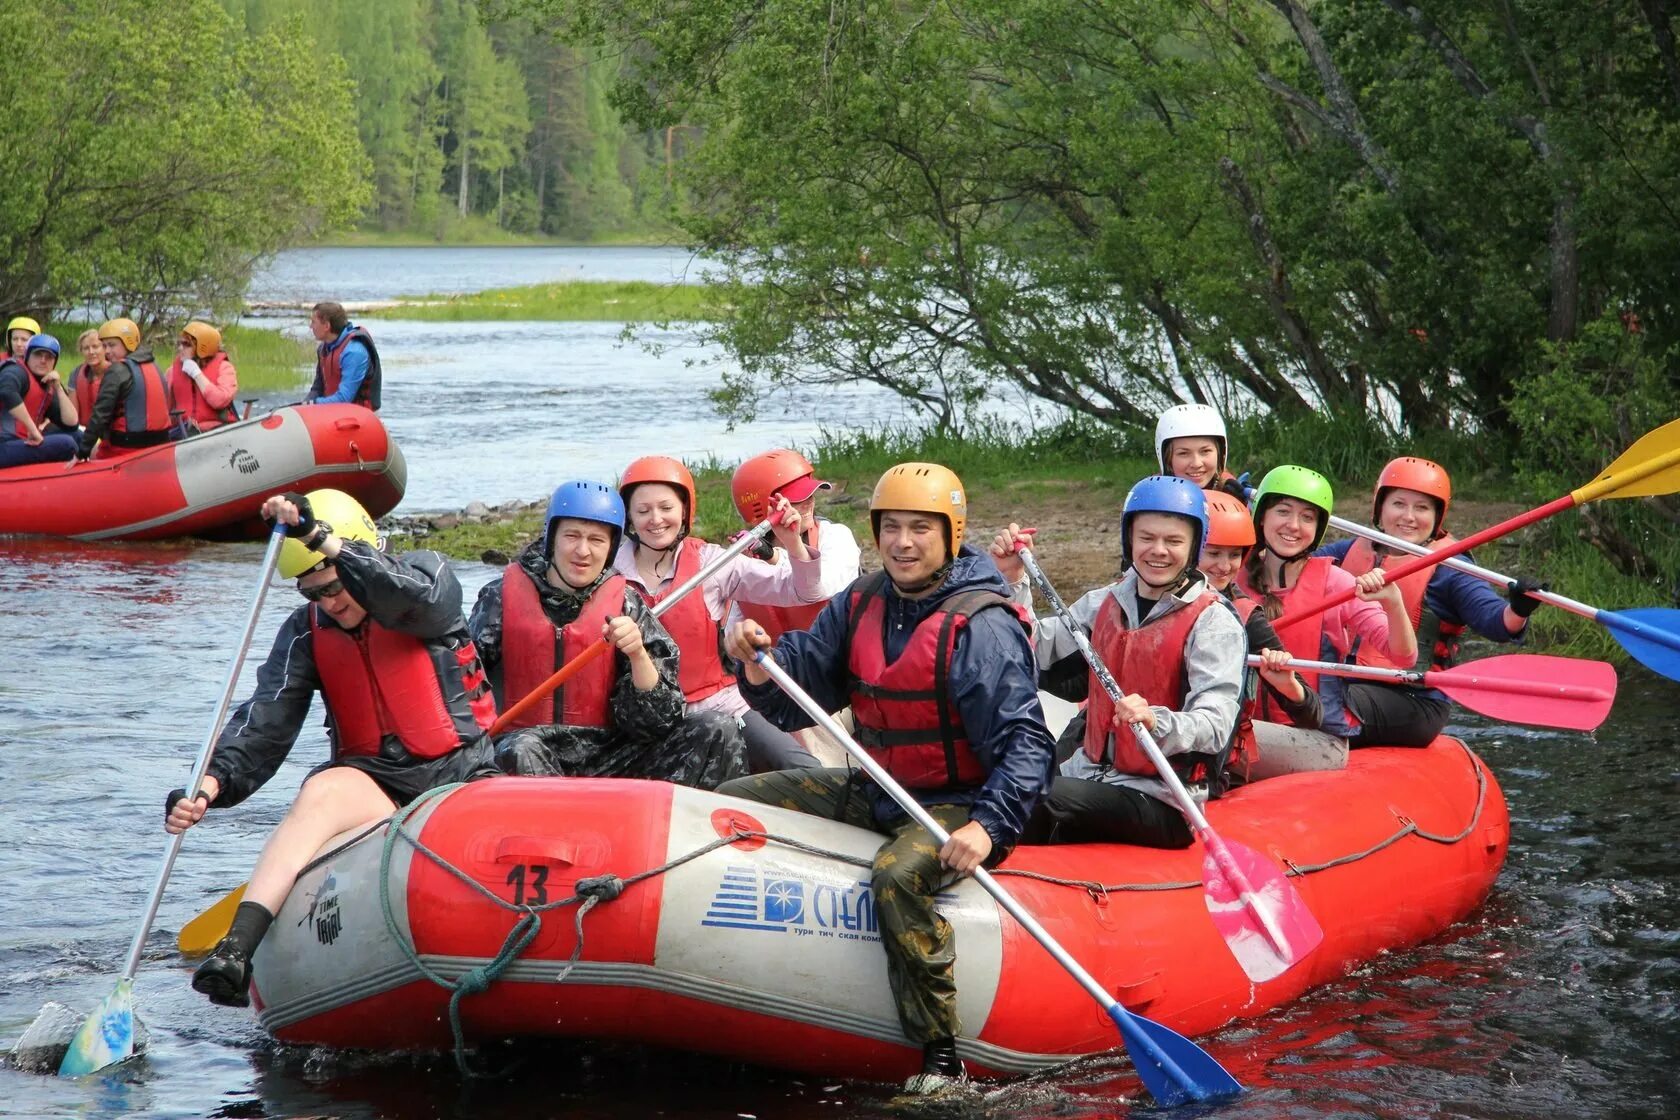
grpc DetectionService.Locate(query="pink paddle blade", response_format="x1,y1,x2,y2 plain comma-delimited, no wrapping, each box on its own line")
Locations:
1426,654,1617,731
1201,835,1324,984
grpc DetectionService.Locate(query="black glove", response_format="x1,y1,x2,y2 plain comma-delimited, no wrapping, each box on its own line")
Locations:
1506,576,1546,619
1219,474,1250,501
165,786,211,823
266,490,316,539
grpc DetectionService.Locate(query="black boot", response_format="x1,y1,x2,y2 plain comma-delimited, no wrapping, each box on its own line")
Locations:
191,938,252,1007
901,1036,968,1095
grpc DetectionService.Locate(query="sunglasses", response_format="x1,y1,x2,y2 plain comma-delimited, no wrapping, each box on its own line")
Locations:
297,578,346,602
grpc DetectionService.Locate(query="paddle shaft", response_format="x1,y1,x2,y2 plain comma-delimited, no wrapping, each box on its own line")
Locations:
1327,513,1598,620
122,528,286,981
489,518,774,733
1248,654,1613,703
1016,549,1294,959
751,654,1202,1096
1275,441,1680,632
1327,515,1680,660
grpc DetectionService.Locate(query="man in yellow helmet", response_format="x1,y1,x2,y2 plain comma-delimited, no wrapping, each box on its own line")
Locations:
164,489,499,1007
74,318,172,460
720,462,1054,1096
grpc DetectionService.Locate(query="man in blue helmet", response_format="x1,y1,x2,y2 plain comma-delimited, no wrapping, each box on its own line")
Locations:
0,334,79,465
469,480,748,788
993,475,1245,848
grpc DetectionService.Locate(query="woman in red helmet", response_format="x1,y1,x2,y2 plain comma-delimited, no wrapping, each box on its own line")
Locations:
615,454,829,771
1317,456,1544,746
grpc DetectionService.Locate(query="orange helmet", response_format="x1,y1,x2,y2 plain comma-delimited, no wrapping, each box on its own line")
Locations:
870,462,967,547
180,320,222,360
1202,489,1256,551
732,448,828,524
619,455,697,530
1373,456,1451,533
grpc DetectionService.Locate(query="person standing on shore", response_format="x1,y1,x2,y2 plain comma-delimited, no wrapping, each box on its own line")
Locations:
304,301,381,411
167,320,239,435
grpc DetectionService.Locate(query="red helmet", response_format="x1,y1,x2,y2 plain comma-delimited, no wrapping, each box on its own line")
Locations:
1373,457,1451,533
1202,489,1256,551
620,455,697,530
731,448,828,524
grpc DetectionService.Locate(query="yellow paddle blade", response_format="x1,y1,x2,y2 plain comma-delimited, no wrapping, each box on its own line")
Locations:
176,883,245,956
1572,417,1680,502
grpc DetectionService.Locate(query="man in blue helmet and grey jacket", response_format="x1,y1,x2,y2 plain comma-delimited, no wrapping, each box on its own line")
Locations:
993,475,1245,849
469,480,748,788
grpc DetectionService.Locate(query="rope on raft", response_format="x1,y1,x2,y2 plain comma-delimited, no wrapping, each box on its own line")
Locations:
375,738,1490,1076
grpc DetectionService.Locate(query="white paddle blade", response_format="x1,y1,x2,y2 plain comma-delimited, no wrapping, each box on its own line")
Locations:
1201,842,1324,984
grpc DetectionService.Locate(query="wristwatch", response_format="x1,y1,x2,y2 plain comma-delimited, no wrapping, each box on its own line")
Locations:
302,520,333,550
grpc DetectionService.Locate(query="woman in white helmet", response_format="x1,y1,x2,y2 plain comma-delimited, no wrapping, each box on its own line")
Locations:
1155,402,1243,495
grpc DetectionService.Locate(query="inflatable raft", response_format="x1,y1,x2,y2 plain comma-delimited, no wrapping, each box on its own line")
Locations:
0,404,405,540
250,737,1506,1082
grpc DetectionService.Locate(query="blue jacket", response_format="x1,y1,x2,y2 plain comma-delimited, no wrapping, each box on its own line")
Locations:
311,325,370,404
738,546,1054,848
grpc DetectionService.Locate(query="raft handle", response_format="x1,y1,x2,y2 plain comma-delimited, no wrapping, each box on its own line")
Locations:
334,418,362,432
1113,969,1165,1011
494,836,575,867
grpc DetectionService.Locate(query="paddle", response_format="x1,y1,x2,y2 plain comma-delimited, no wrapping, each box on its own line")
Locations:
54,526,287,1077
1273,416,1680,632
1252,653,1617,731
1016,549,1323,985
750,653,1243,1107
1326,514,1680,684
179,517,780,955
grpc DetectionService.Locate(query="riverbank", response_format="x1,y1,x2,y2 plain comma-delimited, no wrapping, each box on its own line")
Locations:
386,420,1667,664
309,220,680,249
360,279,726,322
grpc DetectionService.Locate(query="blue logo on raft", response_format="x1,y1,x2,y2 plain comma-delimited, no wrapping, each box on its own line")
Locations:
702,864,880,941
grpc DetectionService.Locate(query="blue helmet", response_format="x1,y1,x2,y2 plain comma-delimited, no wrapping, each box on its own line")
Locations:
545,480,625,557
24,333,60,359
1121,475,1210,570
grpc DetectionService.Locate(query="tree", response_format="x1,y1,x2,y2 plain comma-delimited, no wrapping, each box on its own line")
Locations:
0,0,369,324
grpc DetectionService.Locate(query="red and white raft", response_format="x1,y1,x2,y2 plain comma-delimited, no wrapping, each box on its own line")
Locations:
250,736,1508,1081
0,404,405,540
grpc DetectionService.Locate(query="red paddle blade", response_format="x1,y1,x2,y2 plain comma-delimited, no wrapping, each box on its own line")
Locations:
1425,654,1618,731
1201,836,1323,984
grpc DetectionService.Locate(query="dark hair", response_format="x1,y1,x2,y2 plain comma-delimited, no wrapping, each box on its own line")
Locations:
312,301,348,333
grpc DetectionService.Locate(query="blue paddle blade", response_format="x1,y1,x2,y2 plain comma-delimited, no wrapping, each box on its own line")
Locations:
57,978,135,1077
1109,1003,1243,1107
1601,607,1680,683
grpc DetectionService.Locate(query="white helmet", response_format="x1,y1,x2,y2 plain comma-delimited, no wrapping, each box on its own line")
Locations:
1155,403,1228,473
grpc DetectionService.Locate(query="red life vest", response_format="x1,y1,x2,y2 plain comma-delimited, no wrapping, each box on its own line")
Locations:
0,364,53,441
1083,590,1219,776
310,609,495,760
315,325,382,410
109,354,172,436
498,565,623,731
843,571,1022,790
1339,537,1465,671
640,536,734,703
70,363,103,420
168,352,238,429
1236,556,1332,727
734,598,826,644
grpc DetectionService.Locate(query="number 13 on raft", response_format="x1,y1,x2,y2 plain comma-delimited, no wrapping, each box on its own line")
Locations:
1017,548,1324,984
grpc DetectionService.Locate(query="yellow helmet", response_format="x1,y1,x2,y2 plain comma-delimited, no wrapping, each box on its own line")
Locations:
7,315,42,338
99,317,142,354
181,320,222,360
278,489,383,579
870,462,968,547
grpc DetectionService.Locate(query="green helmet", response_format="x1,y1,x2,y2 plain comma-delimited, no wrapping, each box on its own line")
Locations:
1252,465,1334,555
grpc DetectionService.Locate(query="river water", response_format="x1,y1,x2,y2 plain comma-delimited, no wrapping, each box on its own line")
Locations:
2,537,1676,1119
3,249,1676,1117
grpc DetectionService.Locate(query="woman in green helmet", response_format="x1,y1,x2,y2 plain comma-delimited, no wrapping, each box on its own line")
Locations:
1236,466,1419,746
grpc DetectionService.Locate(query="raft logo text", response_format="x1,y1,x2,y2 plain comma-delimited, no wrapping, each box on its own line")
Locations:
701,864,879,942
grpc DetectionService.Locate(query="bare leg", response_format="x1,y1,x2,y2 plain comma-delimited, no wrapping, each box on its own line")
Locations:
243,767,397,912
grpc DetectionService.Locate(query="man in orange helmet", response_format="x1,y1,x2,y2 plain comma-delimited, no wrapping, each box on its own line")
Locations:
722,462,1054,1095
73,318,172,461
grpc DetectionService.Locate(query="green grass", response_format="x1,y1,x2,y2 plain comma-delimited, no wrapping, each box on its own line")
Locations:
362,280,727,323
41,319,312,394
310,214,682,248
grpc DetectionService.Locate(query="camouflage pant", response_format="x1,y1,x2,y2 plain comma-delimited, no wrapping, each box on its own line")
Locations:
495,710,748,790
715,767,971,1044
